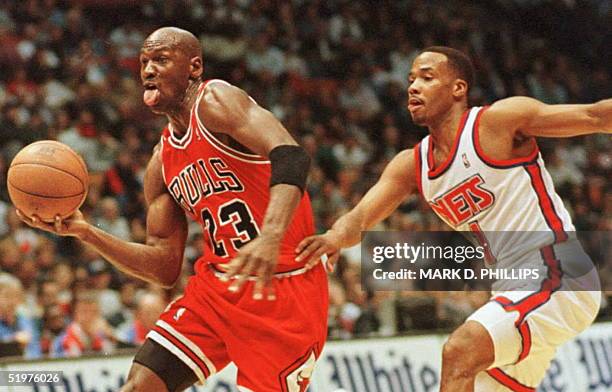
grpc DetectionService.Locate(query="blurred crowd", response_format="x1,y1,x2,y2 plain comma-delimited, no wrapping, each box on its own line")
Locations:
0,0,610,359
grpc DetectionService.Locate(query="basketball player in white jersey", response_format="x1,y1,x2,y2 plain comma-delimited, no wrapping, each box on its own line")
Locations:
296,46,611,391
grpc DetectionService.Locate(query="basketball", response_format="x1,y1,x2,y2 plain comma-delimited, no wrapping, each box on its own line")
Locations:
7,140,89,222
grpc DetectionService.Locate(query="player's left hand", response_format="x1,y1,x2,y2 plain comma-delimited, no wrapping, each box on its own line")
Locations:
295,232,341,272
222,234,280,300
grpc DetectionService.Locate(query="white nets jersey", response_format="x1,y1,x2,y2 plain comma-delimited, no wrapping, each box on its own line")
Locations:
415,106,574,268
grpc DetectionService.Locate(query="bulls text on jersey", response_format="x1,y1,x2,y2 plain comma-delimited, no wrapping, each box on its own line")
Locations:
167,157,244,214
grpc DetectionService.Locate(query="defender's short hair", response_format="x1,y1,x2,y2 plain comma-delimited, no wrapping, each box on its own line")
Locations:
421,46,475,90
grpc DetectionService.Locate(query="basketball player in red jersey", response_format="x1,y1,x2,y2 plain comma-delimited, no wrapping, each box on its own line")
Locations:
18,27,327,392
297,47,610,391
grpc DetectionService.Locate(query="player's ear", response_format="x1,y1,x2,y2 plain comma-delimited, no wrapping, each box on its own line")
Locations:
453,79,468,101
189,57,203,80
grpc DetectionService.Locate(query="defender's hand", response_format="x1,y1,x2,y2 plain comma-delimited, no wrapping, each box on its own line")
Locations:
223,234,280,300
295,232,341,272
16,209,90,240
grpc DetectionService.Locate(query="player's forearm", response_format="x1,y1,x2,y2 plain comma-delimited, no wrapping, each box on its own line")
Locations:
328,208,368,248
259,184,303,241
326,149,415,248
328,187,409,248
589,98,612,133
81,226,181,288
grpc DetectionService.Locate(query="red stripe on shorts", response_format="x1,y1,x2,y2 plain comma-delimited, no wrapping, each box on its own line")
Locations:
492,245,562,363
487,368,535,392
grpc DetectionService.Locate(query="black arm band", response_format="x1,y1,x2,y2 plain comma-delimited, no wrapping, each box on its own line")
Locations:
269,145,311,193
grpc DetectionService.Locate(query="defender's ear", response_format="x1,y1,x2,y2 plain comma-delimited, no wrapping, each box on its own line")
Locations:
189,57,203,80
453,79,468,101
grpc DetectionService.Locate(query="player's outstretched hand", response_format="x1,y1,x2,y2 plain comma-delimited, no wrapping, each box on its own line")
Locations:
16,209,90,239
295,232,341,272
223,234,279,300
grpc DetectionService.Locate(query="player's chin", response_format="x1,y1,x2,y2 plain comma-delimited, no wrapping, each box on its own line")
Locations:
410,112,427,126
148,102,167,114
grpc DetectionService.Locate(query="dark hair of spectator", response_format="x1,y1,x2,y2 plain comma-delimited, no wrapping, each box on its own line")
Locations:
421,46,475,92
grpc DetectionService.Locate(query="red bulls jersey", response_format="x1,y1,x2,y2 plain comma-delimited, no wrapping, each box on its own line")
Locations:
159,80,315,275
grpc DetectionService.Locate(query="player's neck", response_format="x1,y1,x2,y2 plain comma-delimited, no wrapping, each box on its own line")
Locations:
166,80,202,137
428,105,467,153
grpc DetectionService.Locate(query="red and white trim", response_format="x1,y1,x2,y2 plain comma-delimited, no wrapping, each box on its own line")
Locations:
472,106,539,169
147,320,217,384
209,263,311,280
279,345,318,392
414,142,423,196
524,162,569,243
426,109,469,179
147,330,208,383
167,122,194,150
157,320,217,373
159,135,169,184
492,244,563,365
193,79,270,164
486,368,536,392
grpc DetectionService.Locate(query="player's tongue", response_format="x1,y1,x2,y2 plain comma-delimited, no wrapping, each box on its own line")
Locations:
143,88,160,106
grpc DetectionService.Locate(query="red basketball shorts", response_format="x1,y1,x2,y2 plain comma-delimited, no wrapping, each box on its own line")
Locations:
147,262,329,392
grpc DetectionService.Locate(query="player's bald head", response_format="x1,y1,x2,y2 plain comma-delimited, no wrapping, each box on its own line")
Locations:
143,27,202,59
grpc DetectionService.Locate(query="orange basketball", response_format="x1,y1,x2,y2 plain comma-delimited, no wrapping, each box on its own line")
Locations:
7,140,88,222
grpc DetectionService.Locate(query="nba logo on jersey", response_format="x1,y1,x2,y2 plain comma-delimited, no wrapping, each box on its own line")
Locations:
462,153,470,168
173,307,186,321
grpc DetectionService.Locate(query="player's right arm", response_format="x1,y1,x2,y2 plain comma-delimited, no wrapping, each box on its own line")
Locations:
296,149,417,269
16,147,188,288
484,96,612,138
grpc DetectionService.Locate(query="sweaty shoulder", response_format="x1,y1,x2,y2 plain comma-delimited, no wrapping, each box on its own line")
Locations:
478,97,538,160
144,145,167,206
481,96,542,137
386,148,418,193
198,81,252,134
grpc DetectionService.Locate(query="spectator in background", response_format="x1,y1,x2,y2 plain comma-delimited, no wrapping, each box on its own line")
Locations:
50,262,74,313
332,132,369,170
102,148,143,219
389,38,419,88
107,281,138,328
7,208,39,254
33,239,60,277
0,155,8,203
35,278,61,317
0,237,21,274
245,33,286,78
0,273,40,358
116,291,166,347
311,180,347,230
0,200,10,238
94,197,132,241
338,76,381,121
39,304,67,356
57,109,99,165
86,259,122,320
51,291,114,357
